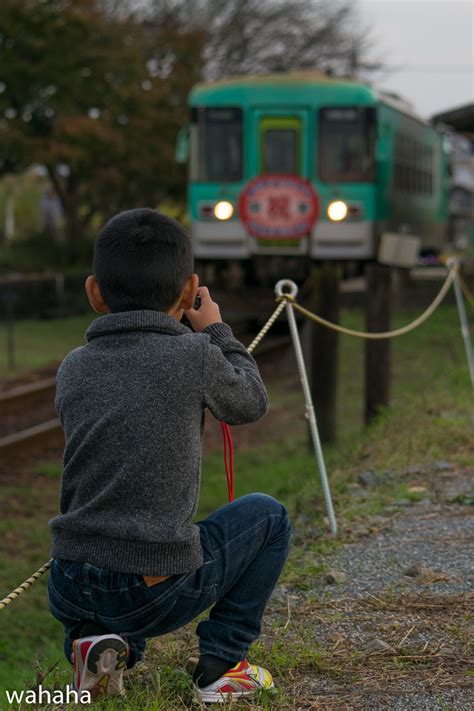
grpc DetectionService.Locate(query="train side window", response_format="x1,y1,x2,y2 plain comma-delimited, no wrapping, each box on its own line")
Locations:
394,133,402,192
426,146,433,195
412,142,418,193
417,143,424,194
399,134,407,165
420,145,427,193
402,165,409,192
193,107,243,182
394,134,435,195
406,137,413,193
414,143,420,193
396,133,409,193
394,163,401,191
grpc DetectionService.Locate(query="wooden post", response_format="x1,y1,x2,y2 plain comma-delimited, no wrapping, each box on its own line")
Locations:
55,273,65,317
365,263,392,424
306,263,341,443
3,288,17,370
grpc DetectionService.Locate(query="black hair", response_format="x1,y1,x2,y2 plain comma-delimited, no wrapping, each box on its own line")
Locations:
93,208,194,313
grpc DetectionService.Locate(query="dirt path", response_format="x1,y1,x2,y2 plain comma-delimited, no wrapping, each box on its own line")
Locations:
261,465,474,709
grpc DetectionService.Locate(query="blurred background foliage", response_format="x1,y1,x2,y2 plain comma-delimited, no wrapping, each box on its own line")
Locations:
0,0,375,270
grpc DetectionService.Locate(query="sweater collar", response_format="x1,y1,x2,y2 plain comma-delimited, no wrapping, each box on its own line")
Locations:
85,310,191,341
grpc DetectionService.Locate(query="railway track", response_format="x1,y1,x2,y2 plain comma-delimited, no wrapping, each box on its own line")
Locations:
0,333,292,460
0,377,62,468
0,378,58,439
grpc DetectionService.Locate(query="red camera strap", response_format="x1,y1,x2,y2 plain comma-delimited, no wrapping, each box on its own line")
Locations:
220,422,235,502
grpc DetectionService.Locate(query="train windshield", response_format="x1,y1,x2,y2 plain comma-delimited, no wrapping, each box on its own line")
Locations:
319,107,375,182
263,129,298,173
192,107,243,182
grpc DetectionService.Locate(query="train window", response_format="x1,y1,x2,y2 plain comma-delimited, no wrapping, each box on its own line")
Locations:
193,107,243,182
401,165,409,192
425,146,433,194
423,171,430,194
263,129,297,174
393,133,434,195
416,168,423,194
399,135,408,164
319,107,375,183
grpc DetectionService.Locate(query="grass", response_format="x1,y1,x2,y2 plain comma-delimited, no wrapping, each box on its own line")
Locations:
0,303,472,707
0,314,93,378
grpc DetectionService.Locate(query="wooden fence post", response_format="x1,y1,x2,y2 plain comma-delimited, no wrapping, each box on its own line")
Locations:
307,263,341,443
365,263,392,424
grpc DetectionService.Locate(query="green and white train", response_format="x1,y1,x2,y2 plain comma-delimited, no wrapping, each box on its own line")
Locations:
177,72,448,271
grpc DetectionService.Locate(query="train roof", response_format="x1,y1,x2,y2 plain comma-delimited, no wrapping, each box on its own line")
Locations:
193,70,353,90
190,71,428,125
191,71,376,104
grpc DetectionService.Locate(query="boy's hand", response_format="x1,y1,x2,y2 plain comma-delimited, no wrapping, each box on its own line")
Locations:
184,287,222,332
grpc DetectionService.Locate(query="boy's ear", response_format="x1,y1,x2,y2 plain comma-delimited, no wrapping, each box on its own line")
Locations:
85,275,110,314
178,273,199,311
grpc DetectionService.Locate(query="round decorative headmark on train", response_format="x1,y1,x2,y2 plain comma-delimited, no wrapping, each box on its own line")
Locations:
238,175,320,240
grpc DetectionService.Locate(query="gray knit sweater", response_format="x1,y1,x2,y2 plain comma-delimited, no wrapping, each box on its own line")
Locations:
49,310,269,575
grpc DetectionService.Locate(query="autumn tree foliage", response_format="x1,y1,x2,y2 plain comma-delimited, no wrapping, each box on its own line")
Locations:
0,0,204,256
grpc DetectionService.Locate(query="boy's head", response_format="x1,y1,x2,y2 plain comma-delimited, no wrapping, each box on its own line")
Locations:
86,208,197,316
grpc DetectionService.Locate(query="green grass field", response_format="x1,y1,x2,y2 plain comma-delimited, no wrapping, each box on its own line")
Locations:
0,314,93,378
0,304,472,707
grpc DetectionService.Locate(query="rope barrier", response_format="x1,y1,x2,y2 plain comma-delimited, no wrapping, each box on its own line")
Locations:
0,560,53,610
276,264,458,340
0,260,468,609
247,299,287,354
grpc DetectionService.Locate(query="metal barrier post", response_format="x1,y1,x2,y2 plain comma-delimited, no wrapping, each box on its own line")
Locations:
275,279,337,535
447,259,474,387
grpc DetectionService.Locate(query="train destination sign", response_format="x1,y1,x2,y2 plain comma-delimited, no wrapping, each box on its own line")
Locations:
238,175,320,240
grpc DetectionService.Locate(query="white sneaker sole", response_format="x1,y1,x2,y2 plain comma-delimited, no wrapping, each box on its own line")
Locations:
75,635,128,698
196,680,275,704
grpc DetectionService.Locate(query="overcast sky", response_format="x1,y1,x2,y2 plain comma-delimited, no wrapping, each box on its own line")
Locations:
358,0,473,119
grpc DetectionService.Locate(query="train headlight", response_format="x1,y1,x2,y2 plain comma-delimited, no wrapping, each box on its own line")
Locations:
214,201,234,220
327,200,348,222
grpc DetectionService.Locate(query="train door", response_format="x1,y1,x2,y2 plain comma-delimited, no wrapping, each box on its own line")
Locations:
242,109,313,261
260,117,301,175
254,110,310,178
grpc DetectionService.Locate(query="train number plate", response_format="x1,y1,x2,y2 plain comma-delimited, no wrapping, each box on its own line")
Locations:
238,175,319,240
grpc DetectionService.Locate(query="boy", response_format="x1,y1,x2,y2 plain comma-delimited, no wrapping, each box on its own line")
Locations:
47,208,292,704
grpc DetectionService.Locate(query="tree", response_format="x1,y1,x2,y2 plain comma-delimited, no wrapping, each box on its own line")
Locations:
0,0,204,258
144,0,380,80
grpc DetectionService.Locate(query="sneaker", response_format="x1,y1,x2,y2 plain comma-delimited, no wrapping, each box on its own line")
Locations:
71,634,129,698
195,658,274,704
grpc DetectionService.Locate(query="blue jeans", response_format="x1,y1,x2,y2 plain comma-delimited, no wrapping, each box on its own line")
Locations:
48,493,292,668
